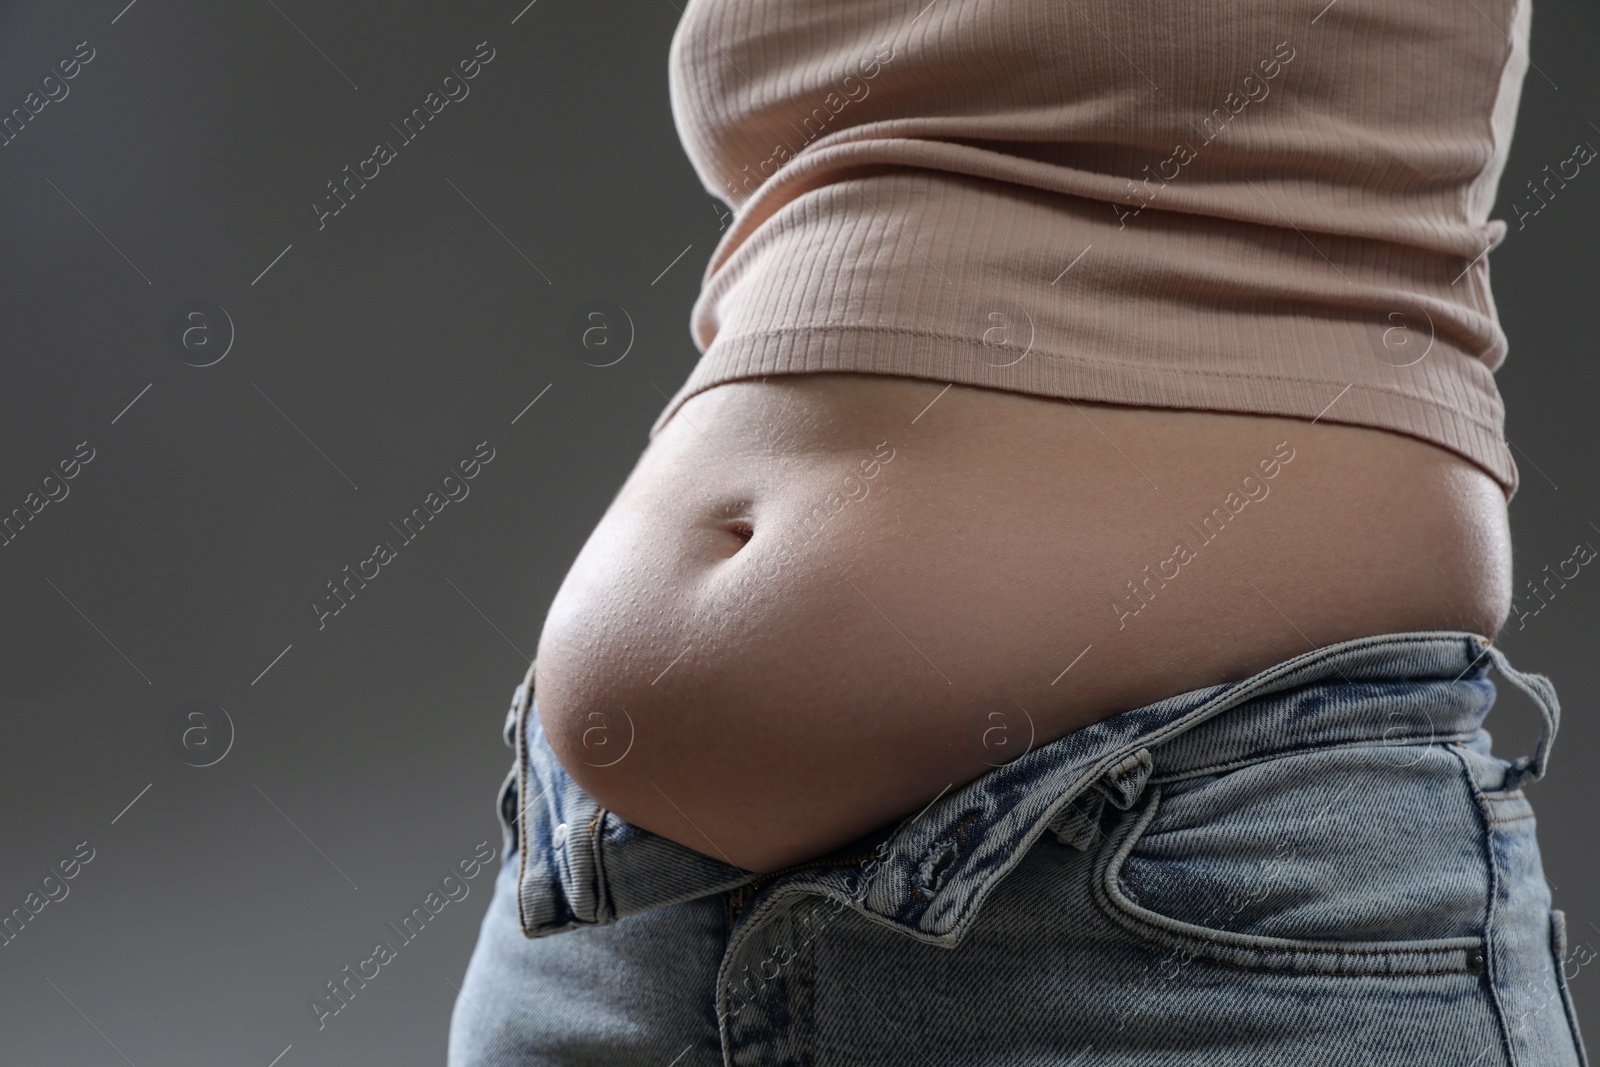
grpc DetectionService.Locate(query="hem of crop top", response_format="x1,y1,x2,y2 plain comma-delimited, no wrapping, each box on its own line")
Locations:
649,322,1518,500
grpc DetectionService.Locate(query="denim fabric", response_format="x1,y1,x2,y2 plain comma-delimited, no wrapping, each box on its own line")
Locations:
449,632,1589,1066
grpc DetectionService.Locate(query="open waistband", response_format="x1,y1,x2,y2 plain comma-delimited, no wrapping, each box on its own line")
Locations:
846,630,1557,946
508,630,1559,947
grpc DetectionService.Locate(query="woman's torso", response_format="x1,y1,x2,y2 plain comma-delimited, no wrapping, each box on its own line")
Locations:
529,0,1529,871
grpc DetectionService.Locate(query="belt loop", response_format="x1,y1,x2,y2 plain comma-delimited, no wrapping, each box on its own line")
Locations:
1092,748,1155,810
514,662,535,934
1046,748,1153,851
504,659,538,749
1482,641,1561,787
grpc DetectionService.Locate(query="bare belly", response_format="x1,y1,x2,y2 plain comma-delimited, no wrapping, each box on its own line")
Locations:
533,374,1512,872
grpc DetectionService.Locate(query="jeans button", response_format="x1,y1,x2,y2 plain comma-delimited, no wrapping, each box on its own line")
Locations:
551,821,569,850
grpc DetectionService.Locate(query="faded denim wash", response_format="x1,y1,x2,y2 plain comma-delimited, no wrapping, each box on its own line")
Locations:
449,631,1588,1066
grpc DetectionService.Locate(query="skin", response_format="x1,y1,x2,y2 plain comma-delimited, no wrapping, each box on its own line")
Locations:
534,374,1512,873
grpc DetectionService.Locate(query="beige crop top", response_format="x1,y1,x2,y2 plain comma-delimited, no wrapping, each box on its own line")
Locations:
652,0,1532,497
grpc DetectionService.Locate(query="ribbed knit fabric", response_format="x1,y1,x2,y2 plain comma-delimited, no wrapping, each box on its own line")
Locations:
654,0,1531,497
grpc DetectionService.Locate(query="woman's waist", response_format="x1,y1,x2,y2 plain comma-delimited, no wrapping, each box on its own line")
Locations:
645,373,1512,650
533,373,1513,871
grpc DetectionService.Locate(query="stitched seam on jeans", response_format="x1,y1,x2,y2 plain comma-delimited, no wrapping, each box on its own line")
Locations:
586,807,607,922
808,925,818,1067
1139,927,1482,957
1105,882,1487,957
1549,913,1591,1067
1448,741,1520,1066
1099,891,1484,959
1487,813,1535,825
516,701,534,936
1199,954,1476,978
1148,731,1479,784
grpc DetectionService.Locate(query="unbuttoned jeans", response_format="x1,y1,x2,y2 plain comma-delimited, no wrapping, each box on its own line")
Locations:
449,631,1589,1066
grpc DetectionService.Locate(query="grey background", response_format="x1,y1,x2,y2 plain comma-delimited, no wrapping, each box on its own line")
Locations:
0,0,1594,1064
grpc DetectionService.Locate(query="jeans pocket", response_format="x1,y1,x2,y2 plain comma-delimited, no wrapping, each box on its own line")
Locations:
1091,742,1489,976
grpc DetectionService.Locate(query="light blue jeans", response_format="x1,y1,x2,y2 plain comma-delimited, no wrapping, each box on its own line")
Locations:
449,631,1588,1066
